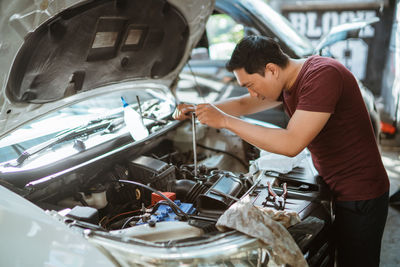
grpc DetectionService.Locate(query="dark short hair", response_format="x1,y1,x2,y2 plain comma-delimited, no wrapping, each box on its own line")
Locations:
226,35,289,76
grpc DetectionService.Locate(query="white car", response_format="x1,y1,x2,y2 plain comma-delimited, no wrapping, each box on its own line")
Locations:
0,0,332,266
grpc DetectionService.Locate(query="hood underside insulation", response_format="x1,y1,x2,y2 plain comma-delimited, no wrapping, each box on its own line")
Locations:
7,0,189,103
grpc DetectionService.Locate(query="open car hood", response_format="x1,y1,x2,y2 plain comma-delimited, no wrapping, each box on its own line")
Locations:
314,16,380,54
0,0,214,138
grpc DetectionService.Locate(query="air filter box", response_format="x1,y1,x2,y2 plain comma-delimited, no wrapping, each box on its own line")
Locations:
128,156,175,193
197,171,244,218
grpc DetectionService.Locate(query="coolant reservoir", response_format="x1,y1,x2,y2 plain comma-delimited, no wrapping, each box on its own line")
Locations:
84,191,108,209
171,121,206,152
58,191,108,209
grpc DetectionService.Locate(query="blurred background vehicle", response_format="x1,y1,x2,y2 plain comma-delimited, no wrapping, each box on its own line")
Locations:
379,0,400,148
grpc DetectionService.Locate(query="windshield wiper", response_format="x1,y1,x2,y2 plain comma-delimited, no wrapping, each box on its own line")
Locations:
5,117,121,167
135,96,168,125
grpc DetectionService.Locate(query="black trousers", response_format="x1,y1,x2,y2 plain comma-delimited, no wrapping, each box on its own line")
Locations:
333,191,389,267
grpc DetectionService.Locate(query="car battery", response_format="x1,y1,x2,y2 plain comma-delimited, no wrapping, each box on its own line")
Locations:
128,156,175,200
151,192,176,205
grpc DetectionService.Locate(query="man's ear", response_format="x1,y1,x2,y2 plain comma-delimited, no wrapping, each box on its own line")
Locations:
265,63,279,78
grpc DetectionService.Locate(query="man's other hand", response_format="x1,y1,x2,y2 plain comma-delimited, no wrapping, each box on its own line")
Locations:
196,104,228,129
173,103,196,120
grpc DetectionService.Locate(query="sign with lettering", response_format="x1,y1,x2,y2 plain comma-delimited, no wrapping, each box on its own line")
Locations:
284,10,377,80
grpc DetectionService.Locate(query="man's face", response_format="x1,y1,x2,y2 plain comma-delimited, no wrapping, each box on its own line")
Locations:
233,66,283,101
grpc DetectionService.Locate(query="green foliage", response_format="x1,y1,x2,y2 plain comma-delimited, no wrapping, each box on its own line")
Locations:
206,14,244,45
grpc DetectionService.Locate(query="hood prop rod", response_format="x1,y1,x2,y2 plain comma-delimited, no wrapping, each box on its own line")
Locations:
136,95,145,126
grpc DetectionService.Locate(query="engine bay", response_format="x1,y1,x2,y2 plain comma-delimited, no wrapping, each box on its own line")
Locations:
16,122,327,246
0,119,333,265
37,124,257,235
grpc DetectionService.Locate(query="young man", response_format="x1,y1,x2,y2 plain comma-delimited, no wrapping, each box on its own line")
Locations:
174,35,389,266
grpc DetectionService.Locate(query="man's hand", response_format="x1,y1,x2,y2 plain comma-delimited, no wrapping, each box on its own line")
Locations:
173,103,196,121
195,104,228,129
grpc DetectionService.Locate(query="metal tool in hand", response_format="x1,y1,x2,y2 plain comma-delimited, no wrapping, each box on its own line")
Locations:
266,181,288,210
191,112,198,179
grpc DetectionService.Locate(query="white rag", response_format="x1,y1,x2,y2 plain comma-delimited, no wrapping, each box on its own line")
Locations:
250,150,307,174
216,200,308,267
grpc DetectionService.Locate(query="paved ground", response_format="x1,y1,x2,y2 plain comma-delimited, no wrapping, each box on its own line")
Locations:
380,147,400,266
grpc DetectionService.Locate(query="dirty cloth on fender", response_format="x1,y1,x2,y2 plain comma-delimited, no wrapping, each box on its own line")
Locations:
216,200,308,267
258,207,301,228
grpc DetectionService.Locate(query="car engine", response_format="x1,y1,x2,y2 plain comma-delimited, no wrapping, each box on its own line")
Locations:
1,120,333,265
40,124,258,234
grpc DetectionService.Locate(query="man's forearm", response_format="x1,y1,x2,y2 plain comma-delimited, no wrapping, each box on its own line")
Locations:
220,109,330,157
223,114,298,157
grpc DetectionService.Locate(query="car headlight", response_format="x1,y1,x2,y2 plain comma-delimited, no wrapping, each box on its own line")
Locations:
85,230,270,266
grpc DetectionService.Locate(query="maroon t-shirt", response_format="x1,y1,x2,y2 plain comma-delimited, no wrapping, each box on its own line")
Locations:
283,55,389,201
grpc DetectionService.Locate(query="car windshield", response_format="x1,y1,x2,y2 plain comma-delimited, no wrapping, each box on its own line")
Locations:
0,88,175,165
242,0,314,57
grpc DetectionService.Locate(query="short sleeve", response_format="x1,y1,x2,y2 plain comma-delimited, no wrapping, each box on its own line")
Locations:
296,66,343,114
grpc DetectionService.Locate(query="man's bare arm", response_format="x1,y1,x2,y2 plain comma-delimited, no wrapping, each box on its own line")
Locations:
195,105,331,157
